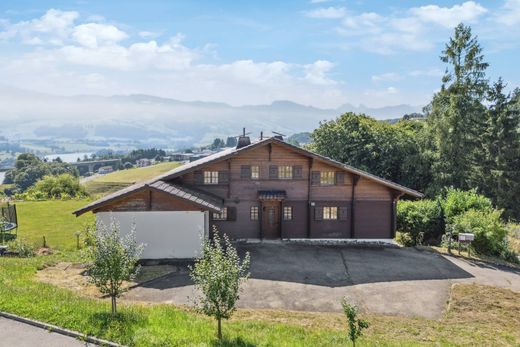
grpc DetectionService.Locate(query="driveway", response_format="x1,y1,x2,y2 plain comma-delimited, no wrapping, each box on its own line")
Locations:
124,243,520,319
0,317,92,347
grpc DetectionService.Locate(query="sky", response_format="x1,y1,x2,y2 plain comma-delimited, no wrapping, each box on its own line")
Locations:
0,0,518,108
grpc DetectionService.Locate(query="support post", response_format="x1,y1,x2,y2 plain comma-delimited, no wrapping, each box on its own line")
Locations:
350,175,360,238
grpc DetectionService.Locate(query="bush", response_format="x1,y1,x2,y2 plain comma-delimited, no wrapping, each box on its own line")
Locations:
8,238,35,257
451,209,508,256
25,173,88,200
397,199,444,245
443,188,493,224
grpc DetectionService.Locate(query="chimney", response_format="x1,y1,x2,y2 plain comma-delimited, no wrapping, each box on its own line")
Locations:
236,127,251,148
260,131,263,140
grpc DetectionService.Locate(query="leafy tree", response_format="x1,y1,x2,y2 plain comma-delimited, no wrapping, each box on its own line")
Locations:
397,199,444,245
210,138,226,150
342,299,369,347
123,162,133,169
442,188,493,224
426,23,488,191
86,219,143,315
190,228,250,340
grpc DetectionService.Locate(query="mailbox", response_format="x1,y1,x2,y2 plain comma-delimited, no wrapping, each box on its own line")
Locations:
458,233,475,242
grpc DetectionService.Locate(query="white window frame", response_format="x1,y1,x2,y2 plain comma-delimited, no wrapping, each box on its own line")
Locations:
251,165,259,180
213,207,228,220
320,171,335,185
278,165,293,179
250,206,259,220
204,171,219,184
283,206,293,221
323,206,338,220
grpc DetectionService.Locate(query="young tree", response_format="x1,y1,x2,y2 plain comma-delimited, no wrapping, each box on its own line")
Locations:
342,299,369,347
190,228,250,340
86,219,143,315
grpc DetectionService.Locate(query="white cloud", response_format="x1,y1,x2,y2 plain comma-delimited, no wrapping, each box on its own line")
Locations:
305,7,346,19
310,0,330,3
72,23,127,48
497,0,520,26
409,68,443,77
138,31,160,38
0,9,78,44
409,1,487,28
372,72,401,82
304,60,336,85
386,87,398,94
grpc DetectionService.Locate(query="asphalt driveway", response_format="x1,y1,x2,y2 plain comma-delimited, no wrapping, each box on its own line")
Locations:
124,243,520,319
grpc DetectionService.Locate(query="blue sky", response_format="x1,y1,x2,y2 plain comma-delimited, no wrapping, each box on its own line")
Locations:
0,1,518,108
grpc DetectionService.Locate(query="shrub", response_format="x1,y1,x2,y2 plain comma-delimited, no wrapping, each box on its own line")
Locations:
8,238,35,257
443,188,493,224
451,209,508,256
397,199,444,245
25,173,87,200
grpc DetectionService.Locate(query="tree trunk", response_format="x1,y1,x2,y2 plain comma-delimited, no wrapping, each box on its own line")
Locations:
111,296,117,315
217,317,222,340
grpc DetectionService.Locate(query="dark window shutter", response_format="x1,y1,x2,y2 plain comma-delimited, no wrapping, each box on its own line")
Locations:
311,171,320,186
339,206,348,221
314,206,323,221
218,171,229,184
335,172,346,185
293,165,303,178
240,165,251,179
269,165,278,179
227,206,237,221
194,170,203,184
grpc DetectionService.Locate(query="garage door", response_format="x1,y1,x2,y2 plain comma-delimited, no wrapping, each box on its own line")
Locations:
354,201,391,239
96,211,208,259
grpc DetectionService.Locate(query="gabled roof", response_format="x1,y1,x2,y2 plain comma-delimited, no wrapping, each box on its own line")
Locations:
74,180,224,216
74,137,422,216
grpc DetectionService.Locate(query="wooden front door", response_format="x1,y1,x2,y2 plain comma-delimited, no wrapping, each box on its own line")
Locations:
262,201,281,239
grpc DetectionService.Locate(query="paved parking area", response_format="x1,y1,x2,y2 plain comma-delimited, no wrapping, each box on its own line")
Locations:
124,243,520,319
0,317,91,347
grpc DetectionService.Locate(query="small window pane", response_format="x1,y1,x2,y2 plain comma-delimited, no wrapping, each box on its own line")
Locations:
320,172,335,185
323,206,338,220
278,166,293,179
251,165,259,179
283,206,293,221
204,171,219,184
213,207,227,220
250,206,259,220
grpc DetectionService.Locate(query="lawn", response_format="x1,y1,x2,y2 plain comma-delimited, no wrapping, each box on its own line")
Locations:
84,161,180,196
0,253,518,346
13,200,94,250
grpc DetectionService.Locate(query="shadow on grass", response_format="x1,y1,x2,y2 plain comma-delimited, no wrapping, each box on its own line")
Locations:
211,336,257,347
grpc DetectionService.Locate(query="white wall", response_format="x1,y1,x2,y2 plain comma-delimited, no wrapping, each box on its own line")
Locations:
96,211,208,259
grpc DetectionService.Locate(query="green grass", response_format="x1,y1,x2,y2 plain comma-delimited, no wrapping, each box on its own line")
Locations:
84,162,180,196
0,253,518,346
13,200,94,250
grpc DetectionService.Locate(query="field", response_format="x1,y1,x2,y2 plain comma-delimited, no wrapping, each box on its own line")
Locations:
13,200,94,250
84,161,180,196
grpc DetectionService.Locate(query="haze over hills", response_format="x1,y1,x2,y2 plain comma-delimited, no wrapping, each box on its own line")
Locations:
0,86,422,148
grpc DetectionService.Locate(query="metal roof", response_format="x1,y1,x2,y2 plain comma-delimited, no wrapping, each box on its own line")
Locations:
74,137,423,216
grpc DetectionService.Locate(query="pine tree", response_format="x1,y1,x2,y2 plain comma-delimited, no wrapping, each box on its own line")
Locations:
426,23,488,191
479,81,520,219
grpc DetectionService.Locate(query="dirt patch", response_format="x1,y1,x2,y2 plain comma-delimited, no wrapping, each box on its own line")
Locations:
36,262,177,298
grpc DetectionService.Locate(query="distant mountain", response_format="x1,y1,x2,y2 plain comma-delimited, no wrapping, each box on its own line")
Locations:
0,86,423,148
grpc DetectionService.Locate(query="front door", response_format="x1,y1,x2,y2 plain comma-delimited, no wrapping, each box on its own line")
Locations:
261,201,281,239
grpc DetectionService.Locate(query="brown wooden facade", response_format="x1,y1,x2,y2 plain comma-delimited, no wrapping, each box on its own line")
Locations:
76,138,422,240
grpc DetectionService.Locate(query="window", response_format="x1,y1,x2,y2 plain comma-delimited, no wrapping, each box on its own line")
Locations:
278,165,293,179
213,207,227,220
251,165,259,179
323,206,338,220
320,171,335,185
250,206,259,220
283,206,293,220
204,171,218,184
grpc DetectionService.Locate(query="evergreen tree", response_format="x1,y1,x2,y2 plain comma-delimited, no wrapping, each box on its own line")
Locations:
426,23,488,191
478,81,520,219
